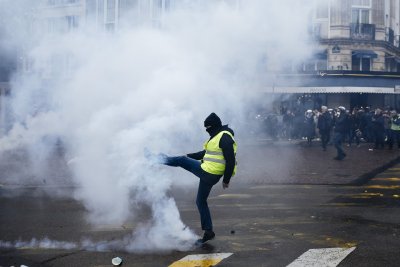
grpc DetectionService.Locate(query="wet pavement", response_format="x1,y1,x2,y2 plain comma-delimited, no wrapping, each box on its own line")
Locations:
238,138,400,185
1,140,400,266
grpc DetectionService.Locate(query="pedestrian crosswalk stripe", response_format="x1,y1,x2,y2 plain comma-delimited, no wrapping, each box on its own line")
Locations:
366,185,400,189
286,247,356,267
169,253,233,267
372,177,400,181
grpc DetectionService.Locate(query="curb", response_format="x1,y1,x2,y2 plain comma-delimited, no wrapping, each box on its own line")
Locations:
350,155,400,186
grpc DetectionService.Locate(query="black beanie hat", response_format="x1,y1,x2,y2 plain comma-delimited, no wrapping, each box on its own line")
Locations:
204,112,222,128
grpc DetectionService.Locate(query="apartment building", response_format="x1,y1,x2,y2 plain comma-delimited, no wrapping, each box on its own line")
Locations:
6,0,400,119
268,0,400,111
312,0,400,72
34,0,175,32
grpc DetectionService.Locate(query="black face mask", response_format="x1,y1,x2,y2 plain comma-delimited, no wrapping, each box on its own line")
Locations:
205,125,219,136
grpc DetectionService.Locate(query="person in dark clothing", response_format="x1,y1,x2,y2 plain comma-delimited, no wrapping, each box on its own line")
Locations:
317,106,332,151
348,109,361,147
333,106,348,160
363,108,374,142
371,108,385,149
266,113,278,140
146,112,237,245
303,110,316,146
282,110,294,140
292,110,304,139
388,110,400,149
344,109,352,144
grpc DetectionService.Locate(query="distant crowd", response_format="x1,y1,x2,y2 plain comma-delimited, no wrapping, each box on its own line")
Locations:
252,106,400,150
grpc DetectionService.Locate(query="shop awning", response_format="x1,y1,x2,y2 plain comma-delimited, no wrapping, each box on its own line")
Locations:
352,50,378,59
263,86,397,94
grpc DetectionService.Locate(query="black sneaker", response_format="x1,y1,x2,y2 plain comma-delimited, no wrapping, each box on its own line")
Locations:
196,230,215,245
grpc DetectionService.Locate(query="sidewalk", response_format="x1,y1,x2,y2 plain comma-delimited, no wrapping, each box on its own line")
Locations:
238,138,400,185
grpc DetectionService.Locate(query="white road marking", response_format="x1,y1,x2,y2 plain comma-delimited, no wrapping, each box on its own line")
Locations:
286,247,356,267
169,253,233,267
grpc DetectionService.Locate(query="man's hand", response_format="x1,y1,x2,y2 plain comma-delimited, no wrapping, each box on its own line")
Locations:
223,182,229,189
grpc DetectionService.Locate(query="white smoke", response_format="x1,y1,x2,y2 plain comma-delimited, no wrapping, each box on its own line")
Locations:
0,0,314,251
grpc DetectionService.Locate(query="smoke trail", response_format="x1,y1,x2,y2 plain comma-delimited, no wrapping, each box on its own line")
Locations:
0,0,314,251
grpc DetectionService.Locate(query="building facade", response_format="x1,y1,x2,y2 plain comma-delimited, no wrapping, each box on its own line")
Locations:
311,0,400,72
16,0,176,80
275,0,400,111
3,0,400,135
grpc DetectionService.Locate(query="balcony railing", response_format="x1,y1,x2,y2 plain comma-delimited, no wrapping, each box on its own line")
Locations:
350,23,375,40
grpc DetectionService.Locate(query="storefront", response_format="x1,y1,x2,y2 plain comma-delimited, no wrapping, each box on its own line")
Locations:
262,71,400,112
266,86,396,111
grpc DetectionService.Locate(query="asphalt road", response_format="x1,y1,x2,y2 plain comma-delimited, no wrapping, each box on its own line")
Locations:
1,166,400,266
1,142,400,266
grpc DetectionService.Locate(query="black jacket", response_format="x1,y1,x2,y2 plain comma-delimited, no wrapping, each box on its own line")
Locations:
334,112,348,134
371,114,385,131
187,125,236,184
317,112,332,132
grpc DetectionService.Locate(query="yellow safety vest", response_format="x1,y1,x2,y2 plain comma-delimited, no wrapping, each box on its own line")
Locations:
201,130,237,176
391,117,400,131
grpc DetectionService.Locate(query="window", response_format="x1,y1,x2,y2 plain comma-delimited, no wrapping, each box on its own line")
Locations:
106,0,116,23
385,55,400,72
118,0,137,22
315,0,328,19
350,8,374,40
151,0,166,27
154,0,163,8
96,0,105,27
119,0,138,10
153,0,163,18
47,17,67,34
164,0,172,10
86,0,97,16
352,9,370,24
66,16,79,31
352,56,371,71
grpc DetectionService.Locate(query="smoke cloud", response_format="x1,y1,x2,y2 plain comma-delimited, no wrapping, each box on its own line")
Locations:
0,0,314,251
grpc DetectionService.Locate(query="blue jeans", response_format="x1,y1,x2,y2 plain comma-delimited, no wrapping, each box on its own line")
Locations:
163,156,221,231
